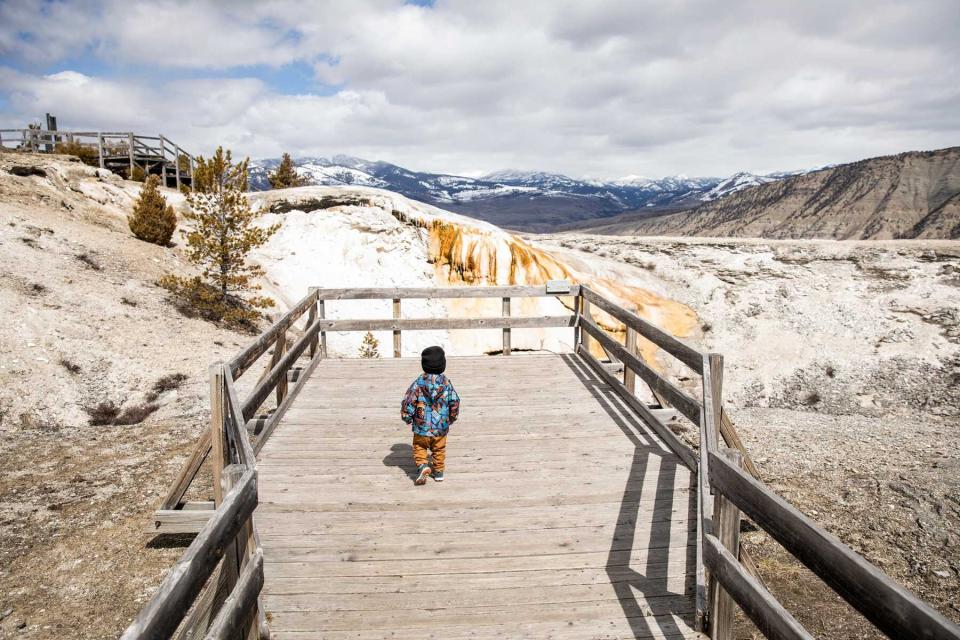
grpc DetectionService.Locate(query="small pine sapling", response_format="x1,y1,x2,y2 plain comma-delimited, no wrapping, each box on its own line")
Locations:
129,175,177,245
159,147,279,328
268,153,306,189
359,332,380,358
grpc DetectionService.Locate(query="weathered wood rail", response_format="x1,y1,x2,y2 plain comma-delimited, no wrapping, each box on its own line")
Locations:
123,283,960,639
0,127,195,189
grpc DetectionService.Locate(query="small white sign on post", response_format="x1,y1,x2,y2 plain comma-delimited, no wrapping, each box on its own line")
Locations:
545,279,571,294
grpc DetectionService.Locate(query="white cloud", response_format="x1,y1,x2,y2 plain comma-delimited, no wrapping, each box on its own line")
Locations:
1,0,957,177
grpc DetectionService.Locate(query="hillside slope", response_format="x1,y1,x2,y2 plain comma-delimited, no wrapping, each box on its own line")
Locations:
585,147,960,239
0,151,260,637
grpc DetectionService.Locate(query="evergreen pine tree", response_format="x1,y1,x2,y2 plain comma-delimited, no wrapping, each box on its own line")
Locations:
159,147,280,327
268,153,306,189
359,332,380,358
128,175,177,245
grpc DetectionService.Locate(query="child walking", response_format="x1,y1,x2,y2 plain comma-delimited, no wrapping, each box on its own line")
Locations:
401,346,461,485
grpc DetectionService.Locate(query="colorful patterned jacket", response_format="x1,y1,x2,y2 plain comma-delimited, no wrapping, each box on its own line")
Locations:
401,373,461,437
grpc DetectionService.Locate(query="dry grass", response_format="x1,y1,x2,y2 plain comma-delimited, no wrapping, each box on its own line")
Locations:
58,358,81,374
84,401,158,426
152,373,188,394
76,253,102,271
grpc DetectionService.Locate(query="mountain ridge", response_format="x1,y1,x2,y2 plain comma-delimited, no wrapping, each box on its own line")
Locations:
579,147,960,240
248,156,796,232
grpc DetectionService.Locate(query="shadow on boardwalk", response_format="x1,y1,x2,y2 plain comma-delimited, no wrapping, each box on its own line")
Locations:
382,442,418,480
563,354,698,639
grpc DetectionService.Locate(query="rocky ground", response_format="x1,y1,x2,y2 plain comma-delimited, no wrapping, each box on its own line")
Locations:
541,233,960,636
0,152,257,638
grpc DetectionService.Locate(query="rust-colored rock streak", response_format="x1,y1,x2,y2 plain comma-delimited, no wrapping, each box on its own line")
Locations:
425,220,699,366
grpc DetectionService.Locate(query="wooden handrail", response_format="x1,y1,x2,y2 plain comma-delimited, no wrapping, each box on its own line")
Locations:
203,549,265,640
703,534,812,640
242,316,322,421
580,315,701,423
314,284,580,300
121,470,257,639
315,314,575,332
580,285,703,373
228,289,317,379
709,450,960,639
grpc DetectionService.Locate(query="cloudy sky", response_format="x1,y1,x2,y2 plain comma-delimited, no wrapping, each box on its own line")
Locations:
1,0,957,179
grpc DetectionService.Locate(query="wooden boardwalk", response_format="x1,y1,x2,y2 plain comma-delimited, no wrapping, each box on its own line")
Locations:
256,354,700,639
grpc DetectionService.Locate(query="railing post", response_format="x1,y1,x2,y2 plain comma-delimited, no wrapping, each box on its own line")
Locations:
709,449,743,640
581,294,593,355
624,327,637,393
210,364,228,506
128,132,135,178
159,134,168,187
704,353,723,453
502,296,511,355
318,299,327,358
697,352,724,631
174,145,182,190
307,287,319,358
271,326,288,404
393,298,401,358
97,132,104,168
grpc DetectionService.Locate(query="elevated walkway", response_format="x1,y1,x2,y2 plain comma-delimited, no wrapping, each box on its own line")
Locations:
258,354,698,638
122,284,960,640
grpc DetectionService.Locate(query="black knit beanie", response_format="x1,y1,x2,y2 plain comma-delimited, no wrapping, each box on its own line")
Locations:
421,346,446,375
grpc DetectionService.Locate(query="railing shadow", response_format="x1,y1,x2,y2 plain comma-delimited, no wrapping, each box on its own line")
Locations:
562,354,698,638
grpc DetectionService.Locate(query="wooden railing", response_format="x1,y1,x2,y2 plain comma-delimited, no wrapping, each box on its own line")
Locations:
0,128,195,189
127,284,580,638
573,284,960,639
124,283,959,639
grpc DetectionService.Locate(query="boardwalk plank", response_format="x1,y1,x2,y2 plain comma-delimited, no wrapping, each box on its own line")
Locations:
256,354,699,638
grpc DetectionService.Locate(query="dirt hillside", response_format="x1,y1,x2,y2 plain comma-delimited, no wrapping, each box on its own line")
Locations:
0,151,256,638
587,147,960,240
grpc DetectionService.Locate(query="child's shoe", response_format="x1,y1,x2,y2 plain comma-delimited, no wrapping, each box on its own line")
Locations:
432,470,444,482
415,464,431,485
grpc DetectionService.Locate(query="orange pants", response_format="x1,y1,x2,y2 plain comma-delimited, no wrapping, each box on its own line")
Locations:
412,434,447,472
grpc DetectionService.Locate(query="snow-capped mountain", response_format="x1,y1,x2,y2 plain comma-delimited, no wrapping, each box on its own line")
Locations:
698,171,805,202
248,156,800,232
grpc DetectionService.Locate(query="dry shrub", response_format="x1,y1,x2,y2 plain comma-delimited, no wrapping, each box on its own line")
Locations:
76,252,102,271
84,400,158,426
55,141,99,167
59,358,81,374
159,275,260,331
85,401,120,426
153,373,188,394
129,175,176,246
113,403,159,425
